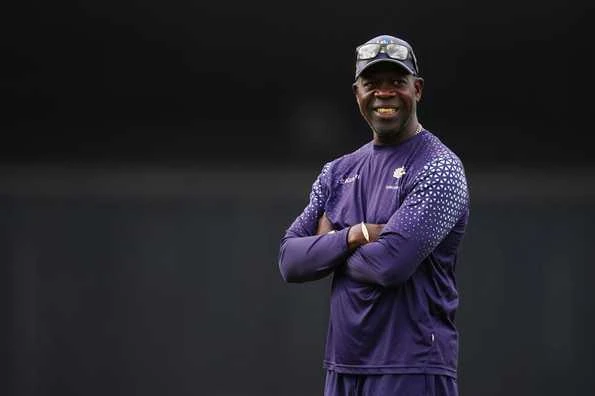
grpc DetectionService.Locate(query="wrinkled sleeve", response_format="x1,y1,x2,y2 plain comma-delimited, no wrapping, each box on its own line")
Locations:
278,162,351,283
344,156,469,287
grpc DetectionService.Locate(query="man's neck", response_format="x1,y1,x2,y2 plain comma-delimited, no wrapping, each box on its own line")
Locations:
373,118,420,146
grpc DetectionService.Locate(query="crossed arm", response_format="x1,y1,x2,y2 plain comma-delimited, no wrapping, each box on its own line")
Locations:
314,211,424,287
278,157,469,287
316,212,385,249
316,213,422,287
278,211,385,284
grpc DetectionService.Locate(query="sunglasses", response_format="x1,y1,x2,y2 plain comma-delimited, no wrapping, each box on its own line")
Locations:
356,43,410,60
356,43,419,74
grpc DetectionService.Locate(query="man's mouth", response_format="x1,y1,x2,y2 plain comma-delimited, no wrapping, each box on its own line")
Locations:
373,107,398,116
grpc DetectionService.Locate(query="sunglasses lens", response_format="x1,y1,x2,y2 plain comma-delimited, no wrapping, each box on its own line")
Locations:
385,44,408,60
357,44,380,60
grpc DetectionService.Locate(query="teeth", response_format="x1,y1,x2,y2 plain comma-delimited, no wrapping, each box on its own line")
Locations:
376,108,396,114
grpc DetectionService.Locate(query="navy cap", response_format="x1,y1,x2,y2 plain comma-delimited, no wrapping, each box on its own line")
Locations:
354,35,419,80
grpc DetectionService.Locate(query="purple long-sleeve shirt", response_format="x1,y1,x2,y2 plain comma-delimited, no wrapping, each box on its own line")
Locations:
279,129,470,377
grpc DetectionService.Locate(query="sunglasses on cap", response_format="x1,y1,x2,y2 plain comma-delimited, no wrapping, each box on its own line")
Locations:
356,43,411,61
355,42,420,75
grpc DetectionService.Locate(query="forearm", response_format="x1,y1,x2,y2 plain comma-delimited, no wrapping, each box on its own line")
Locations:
278,227,351,283
344,231,421,287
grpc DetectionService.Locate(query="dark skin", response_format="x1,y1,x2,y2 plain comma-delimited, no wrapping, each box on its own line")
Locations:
316,62,425,247
316,213,384,250
352,62,424,146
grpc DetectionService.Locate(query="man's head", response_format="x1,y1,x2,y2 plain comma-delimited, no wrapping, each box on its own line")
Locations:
352,34,424,144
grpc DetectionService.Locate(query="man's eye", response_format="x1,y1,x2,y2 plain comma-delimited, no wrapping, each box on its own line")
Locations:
394,79,407,86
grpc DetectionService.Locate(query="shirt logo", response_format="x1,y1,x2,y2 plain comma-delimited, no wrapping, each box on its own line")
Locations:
339,174,359,184
393,167,406,179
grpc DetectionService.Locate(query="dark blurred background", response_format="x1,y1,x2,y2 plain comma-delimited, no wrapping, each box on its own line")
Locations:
2,0,594,395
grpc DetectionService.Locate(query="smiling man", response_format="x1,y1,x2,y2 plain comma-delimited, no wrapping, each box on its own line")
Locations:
278,34,470,396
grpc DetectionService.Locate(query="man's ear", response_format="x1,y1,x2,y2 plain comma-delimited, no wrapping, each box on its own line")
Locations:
352,82,360,105
414,77,424,101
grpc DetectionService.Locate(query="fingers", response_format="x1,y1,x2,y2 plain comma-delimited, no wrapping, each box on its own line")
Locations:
316,212,335,235
366,223,385,242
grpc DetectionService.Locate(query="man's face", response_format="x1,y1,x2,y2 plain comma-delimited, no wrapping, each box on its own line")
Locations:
353,62,423,141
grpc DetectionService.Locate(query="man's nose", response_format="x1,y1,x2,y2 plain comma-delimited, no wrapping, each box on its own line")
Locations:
374,83,396,97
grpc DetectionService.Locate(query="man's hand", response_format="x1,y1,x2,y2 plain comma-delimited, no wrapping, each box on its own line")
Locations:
317,213,385,249
347,222,385,250
366,223,385,242
316,213,335,235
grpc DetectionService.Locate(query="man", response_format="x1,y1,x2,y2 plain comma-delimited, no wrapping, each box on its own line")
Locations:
278,34,470,395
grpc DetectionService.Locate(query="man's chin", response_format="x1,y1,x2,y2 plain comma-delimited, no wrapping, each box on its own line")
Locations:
374,126,402,137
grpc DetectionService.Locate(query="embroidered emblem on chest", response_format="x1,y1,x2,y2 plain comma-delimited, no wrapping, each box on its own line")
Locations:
393,167,406,179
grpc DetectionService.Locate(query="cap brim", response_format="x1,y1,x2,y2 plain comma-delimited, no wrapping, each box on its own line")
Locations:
355,58,416,81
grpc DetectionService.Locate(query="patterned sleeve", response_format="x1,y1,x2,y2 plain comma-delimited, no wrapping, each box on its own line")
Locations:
284,162,332,237
344,156,469,287
278,162,351,283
